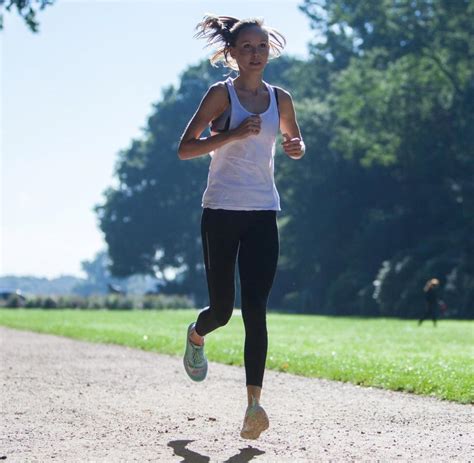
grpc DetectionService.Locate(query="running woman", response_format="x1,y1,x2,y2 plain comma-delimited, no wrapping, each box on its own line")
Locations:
178,14,305,440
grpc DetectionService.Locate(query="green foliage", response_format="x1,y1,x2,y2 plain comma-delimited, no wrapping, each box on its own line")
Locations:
2,293,26,308
2,294,193,310
295,0,474,315
0,0,55,32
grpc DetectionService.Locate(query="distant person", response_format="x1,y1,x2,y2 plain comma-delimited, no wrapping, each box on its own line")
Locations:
177,14,305,439
418,278,441,326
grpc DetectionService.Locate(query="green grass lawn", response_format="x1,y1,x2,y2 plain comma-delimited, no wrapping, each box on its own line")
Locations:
0,308,472,404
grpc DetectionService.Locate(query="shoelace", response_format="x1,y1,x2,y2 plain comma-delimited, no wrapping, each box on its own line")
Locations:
192,345,205,365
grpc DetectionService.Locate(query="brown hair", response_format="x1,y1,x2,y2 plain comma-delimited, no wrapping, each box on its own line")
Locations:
424,278,440,292
194,13,286,71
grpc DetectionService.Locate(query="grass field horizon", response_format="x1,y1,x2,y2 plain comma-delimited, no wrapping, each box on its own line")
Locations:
0,308,472,404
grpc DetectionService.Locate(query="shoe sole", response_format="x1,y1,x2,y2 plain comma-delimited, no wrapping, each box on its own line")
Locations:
240,407,270,440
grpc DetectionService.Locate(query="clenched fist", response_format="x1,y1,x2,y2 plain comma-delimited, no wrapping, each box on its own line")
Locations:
231,115,262,140
281,133,305,158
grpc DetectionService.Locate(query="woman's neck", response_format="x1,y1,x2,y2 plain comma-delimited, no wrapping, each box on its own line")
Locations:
233,73,265,95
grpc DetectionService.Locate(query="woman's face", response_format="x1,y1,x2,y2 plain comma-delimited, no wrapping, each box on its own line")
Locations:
230,25,270,72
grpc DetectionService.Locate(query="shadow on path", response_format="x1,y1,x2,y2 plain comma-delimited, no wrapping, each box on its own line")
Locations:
168,440,265,463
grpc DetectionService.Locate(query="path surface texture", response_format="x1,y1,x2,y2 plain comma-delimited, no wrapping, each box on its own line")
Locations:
1,327,472,462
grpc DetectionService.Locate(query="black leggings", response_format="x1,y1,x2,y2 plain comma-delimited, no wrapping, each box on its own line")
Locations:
419,301,439,325
194,208,280,388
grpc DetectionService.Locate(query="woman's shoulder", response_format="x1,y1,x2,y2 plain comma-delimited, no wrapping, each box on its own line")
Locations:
208,79,229,94
204,80,230,103
268,84,292,101
201,80,230,107
267,84,293,109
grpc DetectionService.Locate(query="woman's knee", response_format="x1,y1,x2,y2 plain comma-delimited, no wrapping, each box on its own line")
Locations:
212,303,234,327
242,307,267,331
241,295,268,317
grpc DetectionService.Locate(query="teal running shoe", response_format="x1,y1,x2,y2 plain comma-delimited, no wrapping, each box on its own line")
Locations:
183,322,208,382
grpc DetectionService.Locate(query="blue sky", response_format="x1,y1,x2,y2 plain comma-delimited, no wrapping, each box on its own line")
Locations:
1,0,314,279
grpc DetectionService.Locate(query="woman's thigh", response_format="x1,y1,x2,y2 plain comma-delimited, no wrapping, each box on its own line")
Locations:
201,208,242,308
237,211,279,308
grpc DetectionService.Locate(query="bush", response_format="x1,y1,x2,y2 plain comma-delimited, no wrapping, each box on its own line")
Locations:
43,297,58,309
5,293,194,310
142,294,193,309
4,294,26,308
281,291,313,313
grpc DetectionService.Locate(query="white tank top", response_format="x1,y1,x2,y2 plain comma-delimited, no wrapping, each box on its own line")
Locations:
201,76,281,211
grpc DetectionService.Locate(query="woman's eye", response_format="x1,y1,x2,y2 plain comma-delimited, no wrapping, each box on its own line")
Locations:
260,43,267,47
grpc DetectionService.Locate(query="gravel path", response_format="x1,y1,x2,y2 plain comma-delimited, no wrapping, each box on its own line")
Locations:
1,326,472,462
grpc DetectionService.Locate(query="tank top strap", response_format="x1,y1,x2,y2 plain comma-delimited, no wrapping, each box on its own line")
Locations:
225,76,240,107
270,84,280,118
264,81,277,113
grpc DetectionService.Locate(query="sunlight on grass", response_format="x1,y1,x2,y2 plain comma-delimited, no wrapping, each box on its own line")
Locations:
0,308,472,403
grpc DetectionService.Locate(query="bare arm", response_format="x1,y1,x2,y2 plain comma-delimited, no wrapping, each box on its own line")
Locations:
177,84,263,160
177,84,231,160
276,88,305,160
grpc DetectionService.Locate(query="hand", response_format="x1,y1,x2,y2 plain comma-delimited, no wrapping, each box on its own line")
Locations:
230,115,261,140
281,133,305,158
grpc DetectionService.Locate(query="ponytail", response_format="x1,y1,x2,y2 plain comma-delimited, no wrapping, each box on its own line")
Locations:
194,13,286,71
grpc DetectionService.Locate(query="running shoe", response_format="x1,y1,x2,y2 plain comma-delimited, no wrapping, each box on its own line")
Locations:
240,396,270,439
183,322,208,382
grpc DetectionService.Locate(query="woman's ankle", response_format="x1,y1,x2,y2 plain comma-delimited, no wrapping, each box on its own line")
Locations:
189,329,204,346
246,387,262,407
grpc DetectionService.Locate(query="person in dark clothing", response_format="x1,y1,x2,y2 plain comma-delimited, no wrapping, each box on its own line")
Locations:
418,278,441,326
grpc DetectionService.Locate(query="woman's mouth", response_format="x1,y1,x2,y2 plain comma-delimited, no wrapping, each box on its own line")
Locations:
250,61,261,65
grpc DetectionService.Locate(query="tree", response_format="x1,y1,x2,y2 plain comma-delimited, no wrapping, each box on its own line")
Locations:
72,250,162,296
297,0,474,316
0,0,55,32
